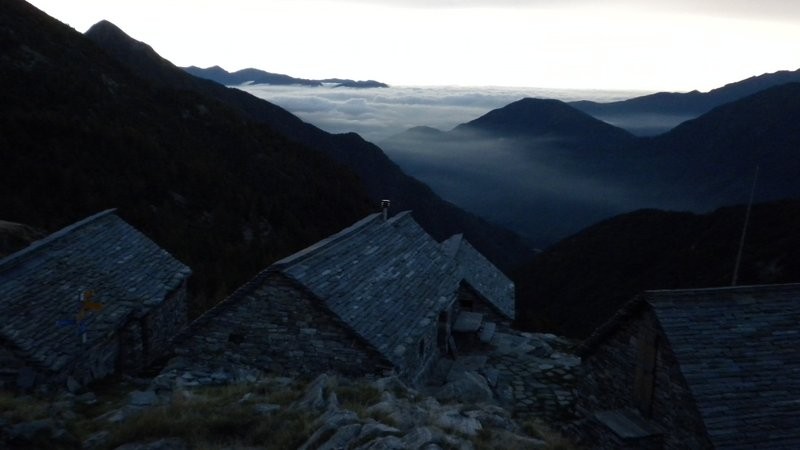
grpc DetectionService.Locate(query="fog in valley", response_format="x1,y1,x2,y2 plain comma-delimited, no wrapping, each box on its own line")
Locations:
239,84,648,142
241,84,691,247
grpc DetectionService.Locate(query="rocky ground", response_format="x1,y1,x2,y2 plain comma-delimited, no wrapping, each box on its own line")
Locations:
0,330,580,449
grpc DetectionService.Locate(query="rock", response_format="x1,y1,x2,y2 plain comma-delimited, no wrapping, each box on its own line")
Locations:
77,392,98,405
435,371,493,403
371,376,411,395
326,391,340,411
114,437,188,450
66,375,82,393
291,373,330,412
483,368,499,388
96,406,132,424
83,430,111,449
353,435,406,450
49,399,79,420
315,408,360,429
299,409,361,450
365,399,417,430
7,418,79,448
465,406,518,432
491,429,547,449
129,390,159,407
16,367,37,391
303,423,362,450
528,341,553,358
401,427,472,450
433,410,482,436
356,422,402,442
253,403,280,415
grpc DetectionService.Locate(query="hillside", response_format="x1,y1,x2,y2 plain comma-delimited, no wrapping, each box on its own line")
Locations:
454,98,635,150
0,0,374,314
571,68,800,135
382,82,800,247
85,20,534,271
515,200,800,338
183,65,389,88
635,82,800,209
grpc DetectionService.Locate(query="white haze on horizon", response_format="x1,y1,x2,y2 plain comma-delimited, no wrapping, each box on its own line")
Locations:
237,84,649,143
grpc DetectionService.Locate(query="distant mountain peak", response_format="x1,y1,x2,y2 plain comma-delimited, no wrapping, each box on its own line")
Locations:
183,66,388,88
455,96,634,147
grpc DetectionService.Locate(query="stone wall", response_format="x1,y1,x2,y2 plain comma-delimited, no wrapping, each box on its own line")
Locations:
457,284,512,329
396,319,441,385
576,307,713,449
176,273,393,379
142,280,189,364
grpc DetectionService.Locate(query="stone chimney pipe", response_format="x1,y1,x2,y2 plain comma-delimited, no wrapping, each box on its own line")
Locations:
381,199,391,221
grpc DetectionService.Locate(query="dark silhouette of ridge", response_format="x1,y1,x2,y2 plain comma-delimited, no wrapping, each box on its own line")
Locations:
455,97,635,148
1,1,374,313
571,68,800,135
183,65,389,88
515,199,800,338
85,19,533,272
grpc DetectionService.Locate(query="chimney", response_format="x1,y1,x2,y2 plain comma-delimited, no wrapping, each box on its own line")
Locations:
381,199,391,221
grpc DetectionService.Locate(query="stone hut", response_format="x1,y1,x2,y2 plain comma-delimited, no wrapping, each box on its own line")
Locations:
177,211,514,385
0,210,191,390
574,284,800,449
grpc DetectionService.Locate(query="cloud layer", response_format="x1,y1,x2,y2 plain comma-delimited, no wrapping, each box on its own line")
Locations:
239,84,642,142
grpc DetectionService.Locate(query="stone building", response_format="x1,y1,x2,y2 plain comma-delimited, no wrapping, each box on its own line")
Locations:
178,211,514,385
574,284,800,449
0,210,191,390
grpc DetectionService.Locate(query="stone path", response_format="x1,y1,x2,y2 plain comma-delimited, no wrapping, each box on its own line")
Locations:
434,330,581,427
489,331,580,424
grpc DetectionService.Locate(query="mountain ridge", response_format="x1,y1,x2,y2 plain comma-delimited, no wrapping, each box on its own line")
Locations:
570,67,800,135
1,0,376,313
515,199,800,338
84,19,534,271
183,65,389,88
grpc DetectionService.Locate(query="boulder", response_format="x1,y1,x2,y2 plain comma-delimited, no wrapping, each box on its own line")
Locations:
129,390,159,407
291,373,331,412
433,410,482,436
435,371,493,403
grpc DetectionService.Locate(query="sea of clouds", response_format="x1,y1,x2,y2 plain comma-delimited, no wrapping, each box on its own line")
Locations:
238,84,647,143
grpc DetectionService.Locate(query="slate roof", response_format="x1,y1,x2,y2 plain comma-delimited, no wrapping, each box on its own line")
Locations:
442,234,515,320
582,284,800,449
270,211,461,368
0,210,191,373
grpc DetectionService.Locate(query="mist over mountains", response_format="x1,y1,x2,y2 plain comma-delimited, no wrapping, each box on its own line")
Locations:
382,81,800,247
570,68,800,135
183,65,389,89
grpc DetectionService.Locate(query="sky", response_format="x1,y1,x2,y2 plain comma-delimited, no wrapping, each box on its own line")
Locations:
27,0,800,91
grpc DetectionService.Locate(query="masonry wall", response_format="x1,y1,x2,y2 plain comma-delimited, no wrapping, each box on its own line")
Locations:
177,273,392,379
577,308,713,449
396,319,441,385
143,280,189,364
457,285,512,329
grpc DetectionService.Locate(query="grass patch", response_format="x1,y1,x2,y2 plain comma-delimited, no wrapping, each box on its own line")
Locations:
104,384,315,450
520,419,578,450
0,392,50,422
335,382,381,411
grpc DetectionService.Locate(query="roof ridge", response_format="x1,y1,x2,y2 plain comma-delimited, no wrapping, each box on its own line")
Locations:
386,210,412,225
441,233,463,259
0,209,117,274
646,282,800,299
271,213,382,268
